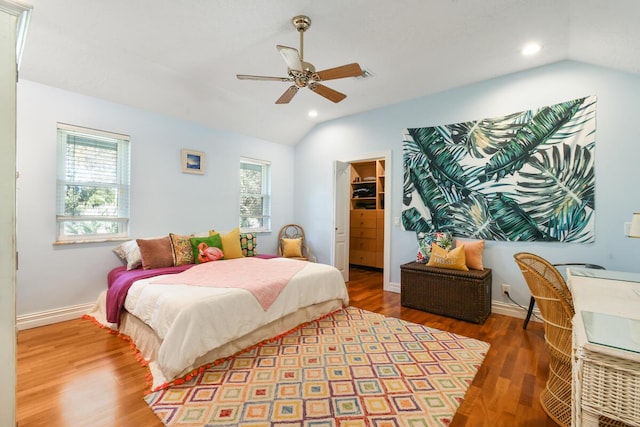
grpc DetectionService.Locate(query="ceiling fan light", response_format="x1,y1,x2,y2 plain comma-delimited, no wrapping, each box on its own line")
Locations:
302,62,316,73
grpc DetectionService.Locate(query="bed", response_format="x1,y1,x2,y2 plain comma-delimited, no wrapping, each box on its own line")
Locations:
87,255,349,391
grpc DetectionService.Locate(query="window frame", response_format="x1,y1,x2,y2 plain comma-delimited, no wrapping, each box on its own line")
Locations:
239,157,271,233
55,123,131,243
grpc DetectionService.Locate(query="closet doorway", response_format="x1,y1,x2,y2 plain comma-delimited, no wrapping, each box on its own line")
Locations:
332,151,391,290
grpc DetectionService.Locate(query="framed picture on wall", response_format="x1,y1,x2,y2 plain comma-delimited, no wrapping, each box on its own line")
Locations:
181,149,205,174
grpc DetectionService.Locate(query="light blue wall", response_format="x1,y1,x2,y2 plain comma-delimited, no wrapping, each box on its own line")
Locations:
16,80,295,316
294,60,640,305
15,60,640,318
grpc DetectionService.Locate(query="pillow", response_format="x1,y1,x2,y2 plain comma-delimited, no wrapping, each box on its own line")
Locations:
190,234,224,264
169,233,195,266
219,227,244,259
456,239,485,270
136,236,174,270
282,237,303,258
112,239,142,270
427,243,469,271
240,232,258,257
416,231,453,263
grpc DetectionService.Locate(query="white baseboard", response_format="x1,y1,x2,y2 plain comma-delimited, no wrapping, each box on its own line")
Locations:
17,302,94,330
386,281,401,293
491,300,541,323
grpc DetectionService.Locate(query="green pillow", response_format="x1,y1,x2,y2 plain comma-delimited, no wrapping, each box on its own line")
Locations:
190,234,223,264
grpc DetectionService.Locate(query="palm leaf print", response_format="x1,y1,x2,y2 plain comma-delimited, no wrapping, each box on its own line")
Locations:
554,207,594,243
452,110,533,158
517,144,594,241
408,168,452,228
401,96,596,242
446,193,508,240
407,127,469,192
481,97,586,182
403,131,472,206
402,135,427,199
488,193,551,241
401,207,432,233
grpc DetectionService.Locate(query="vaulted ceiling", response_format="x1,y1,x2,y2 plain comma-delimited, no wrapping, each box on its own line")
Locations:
20,0,640,146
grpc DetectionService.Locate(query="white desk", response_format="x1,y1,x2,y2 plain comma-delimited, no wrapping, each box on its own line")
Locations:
568,269,640,427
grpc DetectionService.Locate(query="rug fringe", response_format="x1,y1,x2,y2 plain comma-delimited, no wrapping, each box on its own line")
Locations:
82,314,154,394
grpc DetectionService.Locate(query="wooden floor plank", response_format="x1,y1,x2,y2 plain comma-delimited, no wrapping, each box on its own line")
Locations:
16,266,557,426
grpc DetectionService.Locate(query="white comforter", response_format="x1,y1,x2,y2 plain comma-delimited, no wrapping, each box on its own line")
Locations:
123,258,349,382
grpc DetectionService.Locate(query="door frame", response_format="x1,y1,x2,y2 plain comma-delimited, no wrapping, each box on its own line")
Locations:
332,150,391,290
0,1,32,425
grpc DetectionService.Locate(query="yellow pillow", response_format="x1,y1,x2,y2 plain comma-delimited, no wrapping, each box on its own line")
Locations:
211,227,244,259
282,238,303,258
427,243,468,271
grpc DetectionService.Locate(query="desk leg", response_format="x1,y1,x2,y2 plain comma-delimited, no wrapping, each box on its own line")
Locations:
572,344,581,427
581,413,599,427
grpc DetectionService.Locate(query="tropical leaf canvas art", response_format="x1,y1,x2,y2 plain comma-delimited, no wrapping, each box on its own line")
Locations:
402,95,596,242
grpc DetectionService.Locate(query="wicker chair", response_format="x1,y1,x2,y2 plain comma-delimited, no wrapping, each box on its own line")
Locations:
523,262,605,329
277,224,310,261
514,252,575,427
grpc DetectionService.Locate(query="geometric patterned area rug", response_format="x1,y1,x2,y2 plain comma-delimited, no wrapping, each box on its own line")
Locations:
145,306,490,426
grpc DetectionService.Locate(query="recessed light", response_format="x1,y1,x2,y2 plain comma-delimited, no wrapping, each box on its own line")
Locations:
308,110,318,118
521,42,541,56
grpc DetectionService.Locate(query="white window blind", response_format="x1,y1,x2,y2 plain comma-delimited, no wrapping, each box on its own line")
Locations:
239,157,271,232
56,123,130,242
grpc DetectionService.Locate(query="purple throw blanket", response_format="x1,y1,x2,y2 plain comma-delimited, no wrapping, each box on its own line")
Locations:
106,264,193,325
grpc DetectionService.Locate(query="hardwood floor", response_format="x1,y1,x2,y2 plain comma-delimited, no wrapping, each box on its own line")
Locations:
16,267,558,427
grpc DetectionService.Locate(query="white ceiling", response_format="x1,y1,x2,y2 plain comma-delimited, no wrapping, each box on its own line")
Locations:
19,0,640,146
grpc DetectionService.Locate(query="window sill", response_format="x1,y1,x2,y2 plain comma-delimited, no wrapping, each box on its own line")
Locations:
240,228,271,234
53,237,129,246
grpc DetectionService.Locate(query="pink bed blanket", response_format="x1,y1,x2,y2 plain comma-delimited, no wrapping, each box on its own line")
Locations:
151,257,307,310
106,264,193,325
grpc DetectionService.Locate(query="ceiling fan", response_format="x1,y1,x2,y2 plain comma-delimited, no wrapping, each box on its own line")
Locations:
236,15,363,104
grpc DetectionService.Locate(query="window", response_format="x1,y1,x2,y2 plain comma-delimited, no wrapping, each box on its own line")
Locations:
239,157,271,232
56,123,130,242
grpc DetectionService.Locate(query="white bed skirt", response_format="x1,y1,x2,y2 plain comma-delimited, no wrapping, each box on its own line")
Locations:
87,290,344,390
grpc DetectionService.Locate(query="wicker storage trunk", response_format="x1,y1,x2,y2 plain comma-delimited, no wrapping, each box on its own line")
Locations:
400,262,492,324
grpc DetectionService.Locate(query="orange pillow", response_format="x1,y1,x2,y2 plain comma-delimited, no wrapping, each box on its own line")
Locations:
455,239,485,270
427,243,468,271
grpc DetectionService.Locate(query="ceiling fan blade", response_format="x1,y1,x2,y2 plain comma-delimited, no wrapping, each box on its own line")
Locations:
275,86,299,104
276,45,303,71
237,74,292,82
313,63,363,81
309,83,347,103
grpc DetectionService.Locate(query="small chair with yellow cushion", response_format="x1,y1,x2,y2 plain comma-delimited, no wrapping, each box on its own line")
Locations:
278,224,310,261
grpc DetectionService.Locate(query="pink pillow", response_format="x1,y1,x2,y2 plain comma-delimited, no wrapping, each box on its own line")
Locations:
455,239,485,270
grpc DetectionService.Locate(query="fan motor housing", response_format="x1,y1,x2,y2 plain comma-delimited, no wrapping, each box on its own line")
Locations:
292,15,311,32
